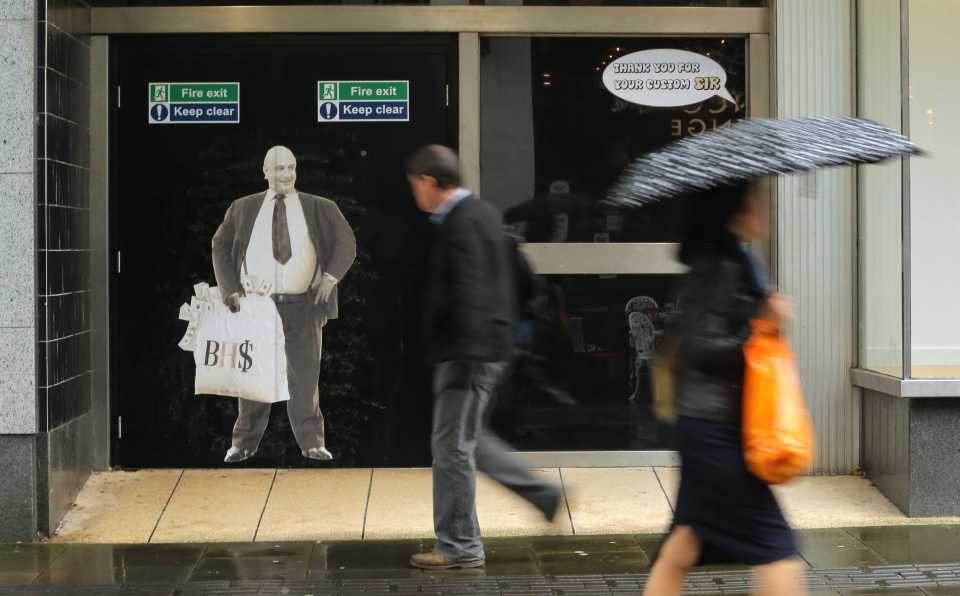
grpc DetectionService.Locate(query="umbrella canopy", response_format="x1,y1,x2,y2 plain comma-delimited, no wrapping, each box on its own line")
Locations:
607,117,922,207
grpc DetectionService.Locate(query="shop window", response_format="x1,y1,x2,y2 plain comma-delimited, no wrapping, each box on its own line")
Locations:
480,36,747,242
489,274,680,451
907,0,960,379
857,0,903,377
857,0,960,380
481,35,748,450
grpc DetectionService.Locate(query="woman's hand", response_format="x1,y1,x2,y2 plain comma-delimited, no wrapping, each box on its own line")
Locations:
760,293,793,328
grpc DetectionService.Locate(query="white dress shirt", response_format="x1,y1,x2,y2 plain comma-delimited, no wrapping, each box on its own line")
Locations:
245,190,317,295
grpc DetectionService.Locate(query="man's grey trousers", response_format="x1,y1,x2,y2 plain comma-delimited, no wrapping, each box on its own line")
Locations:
431,360,560,562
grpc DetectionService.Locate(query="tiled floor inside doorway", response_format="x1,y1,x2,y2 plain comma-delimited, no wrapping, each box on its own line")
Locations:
52,468,960,544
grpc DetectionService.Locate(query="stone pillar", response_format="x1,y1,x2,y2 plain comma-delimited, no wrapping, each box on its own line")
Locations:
0,0,93,541
0,0,41,541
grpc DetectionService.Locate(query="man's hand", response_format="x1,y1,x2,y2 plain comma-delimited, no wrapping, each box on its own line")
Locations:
225,292,242,313
314,273,338,305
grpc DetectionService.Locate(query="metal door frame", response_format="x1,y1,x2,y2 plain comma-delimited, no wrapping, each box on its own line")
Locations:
89,5,771,469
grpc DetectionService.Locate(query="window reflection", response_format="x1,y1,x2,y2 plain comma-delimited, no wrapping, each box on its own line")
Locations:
482,36,747,242
490,274,681,451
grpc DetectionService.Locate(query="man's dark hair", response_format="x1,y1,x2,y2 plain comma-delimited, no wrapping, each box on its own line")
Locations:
406,145,462,189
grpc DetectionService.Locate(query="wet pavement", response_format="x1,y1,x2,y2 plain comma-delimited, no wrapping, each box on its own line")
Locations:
2,525,960,594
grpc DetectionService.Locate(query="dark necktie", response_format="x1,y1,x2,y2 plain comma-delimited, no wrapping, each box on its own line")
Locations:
272,194,292,265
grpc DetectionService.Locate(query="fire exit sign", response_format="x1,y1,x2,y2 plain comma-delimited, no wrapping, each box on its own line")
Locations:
317,81,410,123
148,82,241,124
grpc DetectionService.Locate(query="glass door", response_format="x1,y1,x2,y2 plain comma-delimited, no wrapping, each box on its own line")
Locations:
111,34,458,468
479,36,750,453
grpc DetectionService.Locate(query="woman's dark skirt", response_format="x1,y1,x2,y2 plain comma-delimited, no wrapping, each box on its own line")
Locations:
670,415,797,566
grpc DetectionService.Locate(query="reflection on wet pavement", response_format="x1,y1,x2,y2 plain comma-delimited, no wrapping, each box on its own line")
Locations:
2,525,960,594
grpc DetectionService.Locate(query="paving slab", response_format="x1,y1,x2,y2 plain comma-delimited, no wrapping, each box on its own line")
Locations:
796,528,887,568
52,470,182,544
562,468,672,535
363,469,433,540
49,543,205,569
150,469,275,543
655,467,680,511
775,476,914,529
845,525,960,564
477,468,572,537
255,469,370,542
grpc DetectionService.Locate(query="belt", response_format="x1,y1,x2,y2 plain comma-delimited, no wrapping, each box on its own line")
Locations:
272,292,310,304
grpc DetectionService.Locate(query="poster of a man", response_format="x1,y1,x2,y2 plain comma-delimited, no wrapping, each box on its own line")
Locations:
211,145,357,463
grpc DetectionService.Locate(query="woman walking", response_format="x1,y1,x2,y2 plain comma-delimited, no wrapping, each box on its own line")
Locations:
643,181,806,596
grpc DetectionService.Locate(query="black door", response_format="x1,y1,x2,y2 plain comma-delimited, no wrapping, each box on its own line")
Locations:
111,35,457,468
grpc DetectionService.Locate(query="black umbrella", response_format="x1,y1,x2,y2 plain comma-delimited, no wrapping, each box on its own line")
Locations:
607,117,922,207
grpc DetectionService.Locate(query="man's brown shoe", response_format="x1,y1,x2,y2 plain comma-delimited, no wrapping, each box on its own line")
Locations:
410,552,484,570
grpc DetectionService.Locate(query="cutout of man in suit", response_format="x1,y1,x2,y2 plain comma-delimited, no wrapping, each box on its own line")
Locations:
212,145,357,463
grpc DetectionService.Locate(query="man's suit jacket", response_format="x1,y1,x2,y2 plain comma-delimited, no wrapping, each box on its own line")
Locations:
212,191,357,320
422,194,516,364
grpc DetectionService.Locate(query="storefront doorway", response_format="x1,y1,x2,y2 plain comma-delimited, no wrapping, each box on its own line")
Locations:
94,6,770,471
110,35,458,468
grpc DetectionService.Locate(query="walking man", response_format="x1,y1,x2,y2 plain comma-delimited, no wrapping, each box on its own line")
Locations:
407,145,562,570
212,145,357,463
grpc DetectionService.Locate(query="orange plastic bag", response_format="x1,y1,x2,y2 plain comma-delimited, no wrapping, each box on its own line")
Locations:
742,319,815,484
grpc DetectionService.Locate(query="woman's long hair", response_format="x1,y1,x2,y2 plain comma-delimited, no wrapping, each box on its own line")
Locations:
677,182,750,266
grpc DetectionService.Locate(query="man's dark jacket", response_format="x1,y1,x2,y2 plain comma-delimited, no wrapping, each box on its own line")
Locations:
211,191,357,320
423,195,516,364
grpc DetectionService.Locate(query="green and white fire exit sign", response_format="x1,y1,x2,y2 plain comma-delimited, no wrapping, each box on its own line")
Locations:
148,82,241,124
317,81,410,123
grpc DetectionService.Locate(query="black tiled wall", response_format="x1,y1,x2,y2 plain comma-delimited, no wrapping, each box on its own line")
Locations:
36,0,92,436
